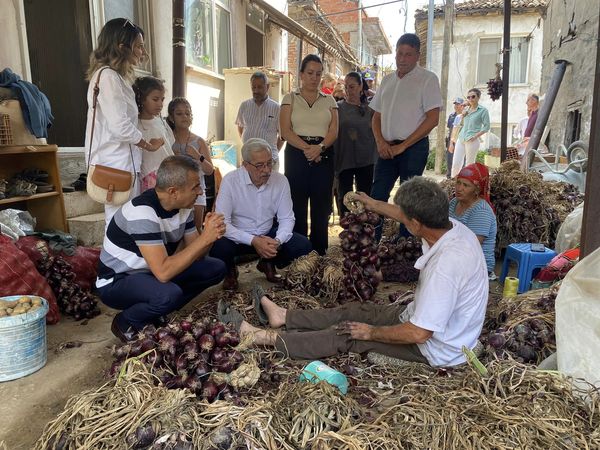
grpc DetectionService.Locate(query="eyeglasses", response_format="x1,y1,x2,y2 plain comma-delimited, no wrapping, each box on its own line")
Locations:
467,95,477,99
246,159,274,170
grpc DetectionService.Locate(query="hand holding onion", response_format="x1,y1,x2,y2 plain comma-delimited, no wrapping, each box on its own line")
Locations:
351,192,377,212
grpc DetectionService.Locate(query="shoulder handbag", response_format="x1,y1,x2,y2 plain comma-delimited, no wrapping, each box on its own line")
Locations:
86,67,135,205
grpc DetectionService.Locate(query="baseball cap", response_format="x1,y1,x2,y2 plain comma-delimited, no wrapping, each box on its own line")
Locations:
453,97,464,104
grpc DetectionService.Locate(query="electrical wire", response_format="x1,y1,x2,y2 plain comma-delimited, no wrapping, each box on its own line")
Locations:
296,0,405,21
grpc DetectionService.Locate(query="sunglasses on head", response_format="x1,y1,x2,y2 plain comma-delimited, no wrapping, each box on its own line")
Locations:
122,18,135,29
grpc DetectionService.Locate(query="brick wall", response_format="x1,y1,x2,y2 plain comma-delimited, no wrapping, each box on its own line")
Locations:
287,36,320,89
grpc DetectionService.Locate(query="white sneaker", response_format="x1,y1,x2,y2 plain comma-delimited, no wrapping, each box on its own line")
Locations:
488,272,497,281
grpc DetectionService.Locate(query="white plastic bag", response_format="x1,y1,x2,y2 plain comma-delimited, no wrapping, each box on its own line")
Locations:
556,245,600,388
555,202,584,253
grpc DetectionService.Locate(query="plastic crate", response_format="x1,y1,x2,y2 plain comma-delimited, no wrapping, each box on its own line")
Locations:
0,295,49,382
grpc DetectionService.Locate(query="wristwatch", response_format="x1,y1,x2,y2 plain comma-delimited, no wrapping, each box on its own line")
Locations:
319,143,326,153
199,154,205,163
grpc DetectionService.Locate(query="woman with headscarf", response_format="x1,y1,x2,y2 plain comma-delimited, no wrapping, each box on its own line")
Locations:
449,162,497,280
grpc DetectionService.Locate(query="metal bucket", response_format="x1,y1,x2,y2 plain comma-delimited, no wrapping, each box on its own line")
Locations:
0,295,49,382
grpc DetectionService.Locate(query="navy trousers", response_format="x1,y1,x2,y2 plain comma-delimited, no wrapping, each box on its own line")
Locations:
98,257,226,330
209,227,312,270
370,137,429,240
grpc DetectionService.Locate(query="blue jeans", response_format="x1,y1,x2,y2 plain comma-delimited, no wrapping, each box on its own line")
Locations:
209,227,312,270
98,257,226,330
370,137,429,240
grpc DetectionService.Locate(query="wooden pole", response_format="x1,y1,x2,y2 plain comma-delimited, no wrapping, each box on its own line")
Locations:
173,0,186,98
426,0,434,70
580,4,600,257
435,0,454,174
500,0,511,161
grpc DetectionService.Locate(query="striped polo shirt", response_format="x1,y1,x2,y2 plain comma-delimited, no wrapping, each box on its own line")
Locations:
448,197,497,274
235,97,280,161
96,189,196,288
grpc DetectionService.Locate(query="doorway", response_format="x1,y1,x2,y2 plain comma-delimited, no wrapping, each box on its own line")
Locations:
23,0,92,146
246,26,264,67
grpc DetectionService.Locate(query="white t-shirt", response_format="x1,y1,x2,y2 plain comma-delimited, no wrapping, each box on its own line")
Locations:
369,65,442,141
138,117,175,191
399,219,488,367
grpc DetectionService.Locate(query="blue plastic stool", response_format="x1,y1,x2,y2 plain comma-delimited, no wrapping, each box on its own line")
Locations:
499,243,557,293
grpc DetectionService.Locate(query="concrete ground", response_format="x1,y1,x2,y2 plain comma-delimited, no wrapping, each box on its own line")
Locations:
0,169,463,449
0,262,289,449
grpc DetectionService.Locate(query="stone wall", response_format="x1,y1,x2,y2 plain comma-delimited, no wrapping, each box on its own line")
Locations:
540,0,599,149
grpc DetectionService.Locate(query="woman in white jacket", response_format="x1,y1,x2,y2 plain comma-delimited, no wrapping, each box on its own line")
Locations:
85,18,163,223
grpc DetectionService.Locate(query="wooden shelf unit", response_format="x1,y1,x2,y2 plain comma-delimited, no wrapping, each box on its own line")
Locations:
0,144,68,231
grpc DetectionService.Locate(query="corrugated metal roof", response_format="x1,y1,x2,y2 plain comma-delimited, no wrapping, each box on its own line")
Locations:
415,0,548,18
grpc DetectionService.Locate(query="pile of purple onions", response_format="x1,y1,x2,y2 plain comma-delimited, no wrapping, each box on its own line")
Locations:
37,254,101,320
338,211,382,302
485,291,556,364
378,237,422,283
111,317,243,403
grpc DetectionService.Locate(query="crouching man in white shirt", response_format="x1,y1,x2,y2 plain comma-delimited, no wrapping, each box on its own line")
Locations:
209,138,312,290
237,177,488,367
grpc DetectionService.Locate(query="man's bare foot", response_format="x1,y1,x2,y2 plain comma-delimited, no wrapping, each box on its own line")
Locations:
239,320,277,346
260,296,286,328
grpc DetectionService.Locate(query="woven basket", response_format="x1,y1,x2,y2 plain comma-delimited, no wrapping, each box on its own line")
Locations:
0,113,12,145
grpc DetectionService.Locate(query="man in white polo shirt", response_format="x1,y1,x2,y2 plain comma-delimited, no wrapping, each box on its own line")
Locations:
370,33,442,240
210,138,312,290
235,72,283,172
235,177,488,367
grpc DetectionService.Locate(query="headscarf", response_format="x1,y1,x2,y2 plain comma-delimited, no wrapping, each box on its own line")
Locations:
457,162,494,210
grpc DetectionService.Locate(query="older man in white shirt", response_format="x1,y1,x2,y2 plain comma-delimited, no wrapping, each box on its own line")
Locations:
210,138,312,290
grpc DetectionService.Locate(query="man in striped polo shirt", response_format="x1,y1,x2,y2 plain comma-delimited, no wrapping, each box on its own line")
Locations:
96,156,227,342
236,72,283,172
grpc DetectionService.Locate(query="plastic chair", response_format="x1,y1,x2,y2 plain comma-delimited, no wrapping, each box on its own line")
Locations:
499,243,557,293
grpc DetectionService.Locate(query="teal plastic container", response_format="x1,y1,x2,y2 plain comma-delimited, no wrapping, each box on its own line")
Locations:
299,360,348,394
210,141,238,167
0,296,49,382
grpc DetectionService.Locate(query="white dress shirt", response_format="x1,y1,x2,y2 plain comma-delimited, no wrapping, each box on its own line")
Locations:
215,167,295,246
85,67,143,173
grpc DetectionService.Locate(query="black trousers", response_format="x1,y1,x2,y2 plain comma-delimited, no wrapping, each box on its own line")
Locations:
285,143,334,255
337,164,374,216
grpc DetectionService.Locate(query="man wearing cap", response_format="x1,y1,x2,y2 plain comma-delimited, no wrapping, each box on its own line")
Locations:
362,71,376,99
446,98,465,178
369,33,442,240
